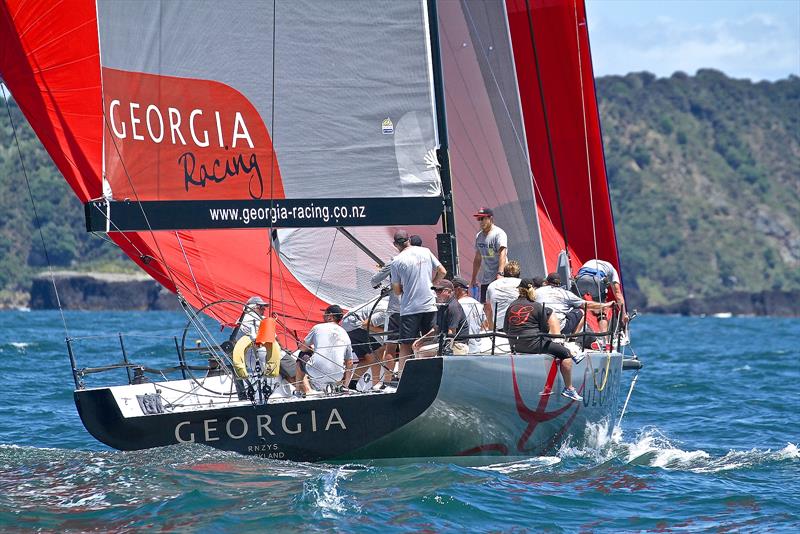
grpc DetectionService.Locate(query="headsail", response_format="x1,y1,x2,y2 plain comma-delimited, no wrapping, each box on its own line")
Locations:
507,0,622,275
1,0,446,337
1,0,622,340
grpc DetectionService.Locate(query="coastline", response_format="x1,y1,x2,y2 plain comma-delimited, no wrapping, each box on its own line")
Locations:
0,272,796,316
21,271,180,311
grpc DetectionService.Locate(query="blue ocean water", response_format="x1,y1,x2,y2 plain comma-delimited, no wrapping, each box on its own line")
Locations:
0,311,798,532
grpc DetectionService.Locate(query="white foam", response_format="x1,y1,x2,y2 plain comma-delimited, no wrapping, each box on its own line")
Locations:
608,429,800,473
62,492,108,508
733,364,752,371
478,456,561,474
777,442,799,459
10,342,29,350
302,466,360,518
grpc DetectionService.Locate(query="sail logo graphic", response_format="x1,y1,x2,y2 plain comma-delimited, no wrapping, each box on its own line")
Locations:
108,100,255,150
173,409,347,444
102,68,284,202
382,117,394,135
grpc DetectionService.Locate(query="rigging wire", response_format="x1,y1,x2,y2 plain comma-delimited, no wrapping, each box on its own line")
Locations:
300,229,340,328
175,232,207,308
268,0,278,307
572,0,599,261
85,203,204,304
523,0,570,253
439,22,516,206
100,113,181,296
1,85,70,338
461,1,554,225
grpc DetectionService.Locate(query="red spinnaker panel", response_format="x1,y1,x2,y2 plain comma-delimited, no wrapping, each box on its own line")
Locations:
0,0,102,201
506,0,621,279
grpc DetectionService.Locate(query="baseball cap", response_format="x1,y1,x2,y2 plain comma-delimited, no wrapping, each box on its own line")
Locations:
452,276,469,289
518,278,536,289
546,272,561,285
393,230,409,244
246,296,268,307
409,234,422,246
531,276,545,288
431,279,454,291
473,207,494,218
322,304,344,318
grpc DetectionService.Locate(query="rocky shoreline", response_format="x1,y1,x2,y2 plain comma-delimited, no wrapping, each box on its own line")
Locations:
2,272,797,316
643,289,799,317
27,271,179,311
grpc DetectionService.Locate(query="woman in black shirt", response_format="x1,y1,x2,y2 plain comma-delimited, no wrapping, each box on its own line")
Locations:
504,279,583,402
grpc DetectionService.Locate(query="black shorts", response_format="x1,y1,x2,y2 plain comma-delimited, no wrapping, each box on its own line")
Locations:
386,312,401,342
347,328,381,357
562,308,584,335
297,350,313,373
399,311,436,344
542,340,571,360
480,283,489,303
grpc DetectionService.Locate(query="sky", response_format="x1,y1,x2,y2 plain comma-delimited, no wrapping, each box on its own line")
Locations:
2,1,798,95
585,0,800,81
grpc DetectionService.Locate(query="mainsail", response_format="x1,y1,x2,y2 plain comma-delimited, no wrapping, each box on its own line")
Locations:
1,0,622,342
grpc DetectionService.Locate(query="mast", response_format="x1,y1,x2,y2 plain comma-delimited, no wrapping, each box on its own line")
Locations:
426,0,458,277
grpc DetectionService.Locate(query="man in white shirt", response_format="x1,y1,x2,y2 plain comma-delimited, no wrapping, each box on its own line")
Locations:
484,260,522,331
390,230,447,375
575,259,626,333
453,276,487,354
340,296,387,388
469,207,508,303
535,273,611,347
297,305,355,393
235,296,269,374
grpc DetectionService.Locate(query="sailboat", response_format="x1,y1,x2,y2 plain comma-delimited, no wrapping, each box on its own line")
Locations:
1,0,641,462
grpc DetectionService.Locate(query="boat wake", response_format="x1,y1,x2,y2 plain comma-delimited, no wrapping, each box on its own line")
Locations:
473,420,798,478
553,422,799,473
299,466,362,518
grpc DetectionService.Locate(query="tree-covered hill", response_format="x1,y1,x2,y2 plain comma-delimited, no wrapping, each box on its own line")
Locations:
0,98,133,306
597,70,799,308
1,70,798,311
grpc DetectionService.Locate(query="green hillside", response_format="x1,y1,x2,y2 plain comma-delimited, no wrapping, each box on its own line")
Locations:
1,70,798,309
0,98,133,306
597,70,799,307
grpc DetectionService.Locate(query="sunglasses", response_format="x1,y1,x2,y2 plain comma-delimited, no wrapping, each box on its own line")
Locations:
433,288,450,293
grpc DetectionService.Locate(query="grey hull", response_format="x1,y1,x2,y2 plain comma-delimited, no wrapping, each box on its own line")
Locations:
75,352,623,462
342,352,623,460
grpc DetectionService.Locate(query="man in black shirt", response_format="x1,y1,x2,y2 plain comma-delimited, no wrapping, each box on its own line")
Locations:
413,279,469,356
504,278,583,402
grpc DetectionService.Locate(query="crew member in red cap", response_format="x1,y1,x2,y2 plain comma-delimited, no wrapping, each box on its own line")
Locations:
470,207,508,304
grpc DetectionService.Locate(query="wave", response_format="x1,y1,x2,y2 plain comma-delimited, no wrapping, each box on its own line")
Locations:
470,419,799,478
298,466,362,518
554,422,799,473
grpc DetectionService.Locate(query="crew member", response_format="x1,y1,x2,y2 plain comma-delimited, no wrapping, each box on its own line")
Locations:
504,279,583,402
470,207,508,303
390,230,447,375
